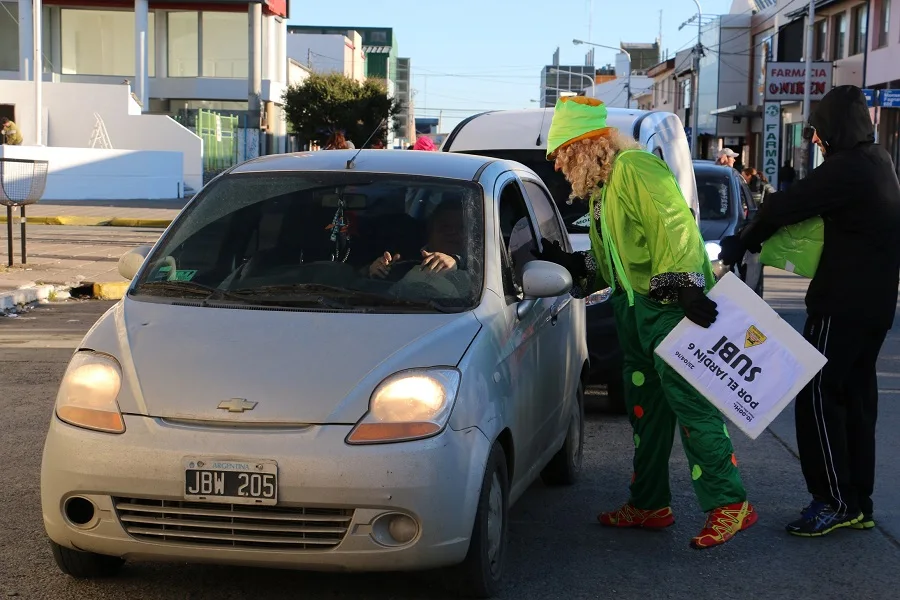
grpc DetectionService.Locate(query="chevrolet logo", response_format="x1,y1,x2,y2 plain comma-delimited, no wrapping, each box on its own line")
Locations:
217,398,258,413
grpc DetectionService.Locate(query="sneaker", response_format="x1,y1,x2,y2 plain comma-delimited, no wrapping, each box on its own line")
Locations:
800,499,829,519
786,505,863,537
851,514,876,530
597,504,675,529
691,501,757,549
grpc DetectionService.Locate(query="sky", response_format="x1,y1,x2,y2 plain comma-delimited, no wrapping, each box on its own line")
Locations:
288,0,737,133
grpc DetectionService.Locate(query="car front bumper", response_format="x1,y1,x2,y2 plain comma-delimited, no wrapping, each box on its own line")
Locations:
41,415,490,572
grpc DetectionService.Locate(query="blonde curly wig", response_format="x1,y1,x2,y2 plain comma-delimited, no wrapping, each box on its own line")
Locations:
553,130,643,200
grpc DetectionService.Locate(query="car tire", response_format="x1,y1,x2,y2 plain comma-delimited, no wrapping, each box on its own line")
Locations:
457,443,509,599
540,383,585,486
50,541,124,578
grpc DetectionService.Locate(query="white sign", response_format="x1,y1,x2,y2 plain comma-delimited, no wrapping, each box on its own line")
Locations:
762,102,781,190
655,272,827,439
765,62,833,101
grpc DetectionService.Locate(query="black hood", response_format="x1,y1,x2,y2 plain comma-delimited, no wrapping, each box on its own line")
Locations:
809,85,875,155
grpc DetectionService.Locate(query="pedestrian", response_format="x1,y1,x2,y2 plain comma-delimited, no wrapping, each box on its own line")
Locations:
778,160,796,191
534,96,756,549
412,136,437,151
1,117,23,145
323,130,352,150
715,148,738,168
742,168,775,204
719,85,900,536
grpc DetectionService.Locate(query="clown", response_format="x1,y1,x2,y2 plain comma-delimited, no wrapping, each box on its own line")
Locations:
535,96,757,548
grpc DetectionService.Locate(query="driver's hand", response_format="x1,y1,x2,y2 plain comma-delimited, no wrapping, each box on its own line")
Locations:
421,250,457,273
369,252,400,278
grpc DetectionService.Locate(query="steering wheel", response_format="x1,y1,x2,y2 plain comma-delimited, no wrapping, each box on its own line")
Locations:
380,259,423,282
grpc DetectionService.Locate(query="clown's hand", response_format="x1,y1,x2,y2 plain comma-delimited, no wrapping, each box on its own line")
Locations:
531,239,586,279
678,287,718,328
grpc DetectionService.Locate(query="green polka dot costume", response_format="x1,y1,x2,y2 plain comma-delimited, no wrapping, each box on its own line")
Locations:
545,97,746,513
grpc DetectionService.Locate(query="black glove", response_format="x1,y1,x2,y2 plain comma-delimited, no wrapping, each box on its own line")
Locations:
718,235,746,266
678,286,718,328
531,239,586,279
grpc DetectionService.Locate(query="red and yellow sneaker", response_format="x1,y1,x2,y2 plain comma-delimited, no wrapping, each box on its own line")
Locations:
690,501,758,549
598,504,675,529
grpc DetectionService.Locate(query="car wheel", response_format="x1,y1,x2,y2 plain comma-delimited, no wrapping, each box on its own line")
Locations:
50,541,124,578
457,443,509,599
541,383,585,486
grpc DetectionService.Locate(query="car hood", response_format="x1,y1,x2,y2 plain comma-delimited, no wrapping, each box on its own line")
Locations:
81,298,482,425
700,220,731,243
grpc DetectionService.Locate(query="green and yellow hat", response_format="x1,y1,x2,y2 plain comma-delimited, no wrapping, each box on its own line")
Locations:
546,96,614,160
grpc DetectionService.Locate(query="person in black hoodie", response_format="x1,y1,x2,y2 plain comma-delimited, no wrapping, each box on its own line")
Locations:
720,85,900,537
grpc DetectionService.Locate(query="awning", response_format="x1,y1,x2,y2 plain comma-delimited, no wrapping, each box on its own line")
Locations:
362,46,392,54
710,104,762,118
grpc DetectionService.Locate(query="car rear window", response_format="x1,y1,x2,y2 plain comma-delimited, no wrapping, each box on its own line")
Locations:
695,171,732,221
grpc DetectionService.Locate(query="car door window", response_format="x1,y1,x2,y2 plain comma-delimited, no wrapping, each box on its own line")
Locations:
522,180,567,249
497,180,539,300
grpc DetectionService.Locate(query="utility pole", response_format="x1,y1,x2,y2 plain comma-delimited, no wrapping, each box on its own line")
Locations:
690,1,703,159
801,0,815,178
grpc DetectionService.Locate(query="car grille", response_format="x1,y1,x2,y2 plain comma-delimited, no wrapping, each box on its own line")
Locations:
113,497,353,551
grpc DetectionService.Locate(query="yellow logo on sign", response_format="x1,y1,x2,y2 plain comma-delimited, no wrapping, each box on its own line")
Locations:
745,325,767,349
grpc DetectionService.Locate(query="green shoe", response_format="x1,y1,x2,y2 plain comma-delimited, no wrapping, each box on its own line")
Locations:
851,515,876,530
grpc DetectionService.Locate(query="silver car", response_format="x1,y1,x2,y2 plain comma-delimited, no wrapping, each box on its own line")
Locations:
40,150,587,598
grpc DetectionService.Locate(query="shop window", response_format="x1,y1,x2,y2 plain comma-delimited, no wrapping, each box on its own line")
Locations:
168,11,198,77
0,2,18,71
61,9,155,77
202,12,248,78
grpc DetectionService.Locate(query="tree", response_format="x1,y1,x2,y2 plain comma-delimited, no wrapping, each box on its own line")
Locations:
283,73,402,148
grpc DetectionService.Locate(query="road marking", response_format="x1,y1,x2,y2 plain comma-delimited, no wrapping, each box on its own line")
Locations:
0,334,83,348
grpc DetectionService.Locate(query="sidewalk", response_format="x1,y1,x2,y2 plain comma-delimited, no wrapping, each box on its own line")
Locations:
0,201,181,297
0,198,188,228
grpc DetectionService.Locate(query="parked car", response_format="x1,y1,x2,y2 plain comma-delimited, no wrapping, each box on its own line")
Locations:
40,150,587,598
441,107,698,410
693,160,764,297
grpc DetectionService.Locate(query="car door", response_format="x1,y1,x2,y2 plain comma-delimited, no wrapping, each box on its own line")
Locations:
492,173,552,478
520,177,574,449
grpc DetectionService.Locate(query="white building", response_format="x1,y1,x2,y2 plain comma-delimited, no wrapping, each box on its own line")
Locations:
584,53,653,108
286,31,366,82
0,0,289,199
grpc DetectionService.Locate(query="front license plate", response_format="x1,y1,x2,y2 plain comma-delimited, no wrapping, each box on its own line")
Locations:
183,458,278,505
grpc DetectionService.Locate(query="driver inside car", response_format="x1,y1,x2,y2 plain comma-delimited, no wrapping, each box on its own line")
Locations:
367,201,466,278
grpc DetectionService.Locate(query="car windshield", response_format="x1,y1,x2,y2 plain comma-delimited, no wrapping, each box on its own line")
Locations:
696,171,732,221
458,149,590,233
130,172,485,313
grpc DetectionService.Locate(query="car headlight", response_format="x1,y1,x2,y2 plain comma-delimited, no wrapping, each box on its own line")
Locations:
55,351,125,434
585,287,613,307
346,368,461,445
705,241,722,262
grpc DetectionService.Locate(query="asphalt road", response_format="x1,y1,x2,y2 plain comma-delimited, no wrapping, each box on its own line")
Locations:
2,271,899,600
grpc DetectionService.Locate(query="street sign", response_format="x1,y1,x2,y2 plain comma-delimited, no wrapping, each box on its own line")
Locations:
878,89,900,108
862,89,877,107
765,62,833,102
762,102,781,191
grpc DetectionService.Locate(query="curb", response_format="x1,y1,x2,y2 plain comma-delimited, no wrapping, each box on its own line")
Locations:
91,282,130,301
0,216,172,228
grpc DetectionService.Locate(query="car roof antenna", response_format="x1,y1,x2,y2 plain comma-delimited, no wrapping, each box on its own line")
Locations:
346,118,388,170
536,106,548,147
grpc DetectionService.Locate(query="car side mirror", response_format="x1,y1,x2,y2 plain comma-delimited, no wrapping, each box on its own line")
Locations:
118,245,153,281
517,260,573,319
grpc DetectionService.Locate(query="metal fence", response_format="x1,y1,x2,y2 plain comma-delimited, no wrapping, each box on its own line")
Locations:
174,108,254,184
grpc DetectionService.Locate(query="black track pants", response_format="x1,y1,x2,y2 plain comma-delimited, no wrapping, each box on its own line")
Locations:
796,316,888,516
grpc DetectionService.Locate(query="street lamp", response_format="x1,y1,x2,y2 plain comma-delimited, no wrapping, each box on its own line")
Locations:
573,39,632,109
549,68,596,88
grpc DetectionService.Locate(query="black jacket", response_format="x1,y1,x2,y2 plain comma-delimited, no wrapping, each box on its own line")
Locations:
741,85,900,330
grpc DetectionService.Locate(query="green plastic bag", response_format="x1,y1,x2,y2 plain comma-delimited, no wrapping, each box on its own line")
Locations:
759,217,824,279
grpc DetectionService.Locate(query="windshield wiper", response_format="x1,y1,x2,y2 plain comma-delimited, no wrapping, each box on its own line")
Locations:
134,280,259,305
229,283,464,313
